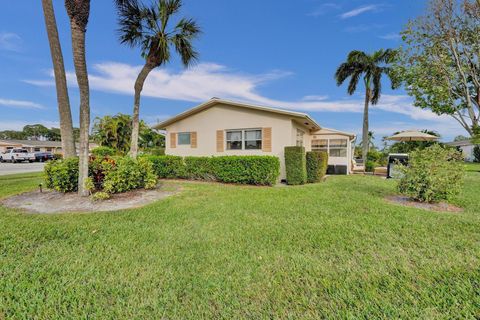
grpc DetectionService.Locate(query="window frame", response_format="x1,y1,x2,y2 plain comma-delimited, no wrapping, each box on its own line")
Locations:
177,132,192,146
311,138,348,158
225,128,262,151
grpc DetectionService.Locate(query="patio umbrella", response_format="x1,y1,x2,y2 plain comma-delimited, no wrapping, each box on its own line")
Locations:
386,130,439,142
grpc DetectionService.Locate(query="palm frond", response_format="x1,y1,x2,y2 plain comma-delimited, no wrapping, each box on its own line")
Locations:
172,34,199,67
347,71,362,96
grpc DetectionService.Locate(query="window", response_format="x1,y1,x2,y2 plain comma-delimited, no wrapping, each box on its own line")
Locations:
329,139,347,157
46,148,53,152
312,139,328,153
177,133,191,145
34,148,41,152
226,131,242,150
296,129,304,147
245,130,262,150
226,129,262,150
312,138,348,158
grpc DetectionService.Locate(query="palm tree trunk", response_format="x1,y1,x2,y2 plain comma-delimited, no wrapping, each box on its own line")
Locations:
70,22,90,196
362,88,371,166
129,64,154,158
41,0,76,158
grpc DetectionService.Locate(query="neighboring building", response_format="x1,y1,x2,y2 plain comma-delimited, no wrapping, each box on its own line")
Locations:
154,98,356,180
446,140,477,162
0,139,63,154
0,139,99,155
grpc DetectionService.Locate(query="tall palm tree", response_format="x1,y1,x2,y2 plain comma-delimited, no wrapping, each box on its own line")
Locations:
41,0,76,158
335,49,396,165
65,0,91,196
116,0,201,157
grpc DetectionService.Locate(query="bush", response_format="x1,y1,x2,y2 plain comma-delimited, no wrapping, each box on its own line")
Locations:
145,155,185,179
103,157,157,194
142,148,165,156
53,153,63,160
474,145,480,163
306,151,328,183
45,156,157,195
284,146,306,185
184,157,216,181
366,150,387,172
146,155,280,186
397,145,464,203
91,146,117,157
211,156,280,186
91,191,111,201
44,158,79,192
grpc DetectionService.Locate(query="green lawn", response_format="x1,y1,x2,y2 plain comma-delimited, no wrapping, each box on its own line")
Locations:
1,165,479,319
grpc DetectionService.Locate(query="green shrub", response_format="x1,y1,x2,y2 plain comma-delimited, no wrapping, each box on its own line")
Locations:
306,151,328,183
142,148,165,156
91,191,111,201
53,153,63,160
397,145,464,203
185,157,216,181
366,150,387,172
103,157,157,194
284,146,306,185
474,145,480,163
211,156,280,186
91,146,117,157
145,155,185,179
44,158,79,192
146,155,280,186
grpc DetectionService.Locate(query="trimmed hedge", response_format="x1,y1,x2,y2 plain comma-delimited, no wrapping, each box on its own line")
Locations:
284,146,306,185
185,157,216,181
103,157,157,194
211,156,280,186
144,155,185,179
146,155,280,186
306,151,328,183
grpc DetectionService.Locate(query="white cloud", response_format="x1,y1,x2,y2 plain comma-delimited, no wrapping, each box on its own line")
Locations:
24,61,465,139
0,120,60,131
379,33,401,40
0,98,44,109
308,3,341,17
340,5,382,19
0,32,22,52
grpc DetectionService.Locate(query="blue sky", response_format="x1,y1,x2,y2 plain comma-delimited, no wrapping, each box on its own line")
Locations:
0,1,465,142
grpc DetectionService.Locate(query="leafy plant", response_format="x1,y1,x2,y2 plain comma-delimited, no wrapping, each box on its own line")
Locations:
211,156,280,186
306,151,328,183
91,146,117,157
103,157,157,194
44,158,79,192
285,146,307,185
91,191,111,201
397,145,464,203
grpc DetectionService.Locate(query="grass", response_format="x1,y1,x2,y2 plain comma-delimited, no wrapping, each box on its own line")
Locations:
0,165,479,319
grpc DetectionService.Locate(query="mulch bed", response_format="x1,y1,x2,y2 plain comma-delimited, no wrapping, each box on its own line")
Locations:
1,184,180,214
385,195,463,213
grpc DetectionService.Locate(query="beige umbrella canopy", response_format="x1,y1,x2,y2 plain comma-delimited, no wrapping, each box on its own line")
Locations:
386,130,439,142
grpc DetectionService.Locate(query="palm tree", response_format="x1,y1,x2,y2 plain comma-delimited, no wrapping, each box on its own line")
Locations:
41,0,76,158
116,0,201,157
65,0,91,196
335,49,396,165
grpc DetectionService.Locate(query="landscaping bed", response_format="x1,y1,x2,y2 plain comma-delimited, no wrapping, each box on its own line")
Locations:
1,183,179,214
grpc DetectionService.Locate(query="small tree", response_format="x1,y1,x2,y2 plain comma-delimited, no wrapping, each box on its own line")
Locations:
397,145,464,203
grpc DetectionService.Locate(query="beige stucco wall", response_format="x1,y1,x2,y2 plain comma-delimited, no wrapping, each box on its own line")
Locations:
165,103,312,180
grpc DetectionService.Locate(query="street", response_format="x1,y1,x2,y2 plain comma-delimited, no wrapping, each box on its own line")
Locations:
0,162,45,176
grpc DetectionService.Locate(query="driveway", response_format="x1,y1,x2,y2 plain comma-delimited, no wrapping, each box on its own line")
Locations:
0,162,45,176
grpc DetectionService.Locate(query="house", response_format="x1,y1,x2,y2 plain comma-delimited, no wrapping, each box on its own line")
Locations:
154,99,356,180
446,140,478,162
0,139,99,155
0,139,63,154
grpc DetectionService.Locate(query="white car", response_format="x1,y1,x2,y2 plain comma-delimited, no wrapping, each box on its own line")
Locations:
0,149,36,163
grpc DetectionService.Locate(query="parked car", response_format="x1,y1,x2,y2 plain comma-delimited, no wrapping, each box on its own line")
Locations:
34,152,54,162
0,149,36,163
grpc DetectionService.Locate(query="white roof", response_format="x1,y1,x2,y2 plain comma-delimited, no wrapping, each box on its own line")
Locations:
313,127,356,139
153,98,322,130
